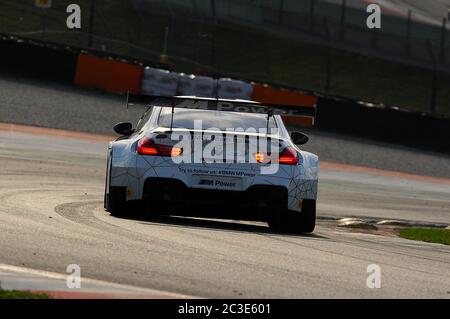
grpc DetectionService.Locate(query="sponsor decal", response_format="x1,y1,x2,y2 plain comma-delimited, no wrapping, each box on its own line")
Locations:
198,179,214,186
197,178,237,188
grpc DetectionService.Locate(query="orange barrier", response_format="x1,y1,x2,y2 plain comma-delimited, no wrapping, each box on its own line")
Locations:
251,83,317,127
74,54,143,94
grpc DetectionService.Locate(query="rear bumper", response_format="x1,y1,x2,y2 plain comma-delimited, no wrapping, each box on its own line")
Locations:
142,177,288,220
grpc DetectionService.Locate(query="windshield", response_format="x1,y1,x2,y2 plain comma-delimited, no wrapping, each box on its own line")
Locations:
158,107,277,131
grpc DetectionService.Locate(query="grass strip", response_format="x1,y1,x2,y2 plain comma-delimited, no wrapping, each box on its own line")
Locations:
399,227,450,245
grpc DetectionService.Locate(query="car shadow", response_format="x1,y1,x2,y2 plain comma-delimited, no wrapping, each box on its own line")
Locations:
114,211,327,239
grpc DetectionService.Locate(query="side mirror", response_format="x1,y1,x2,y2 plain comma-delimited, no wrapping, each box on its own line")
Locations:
291,131,309,145
113,122,134,136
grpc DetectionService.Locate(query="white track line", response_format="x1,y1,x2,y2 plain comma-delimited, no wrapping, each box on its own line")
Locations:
0,263,195,298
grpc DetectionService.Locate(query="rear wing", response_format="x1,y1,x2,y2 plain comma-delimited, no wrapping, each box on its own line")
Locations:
126,93,316,127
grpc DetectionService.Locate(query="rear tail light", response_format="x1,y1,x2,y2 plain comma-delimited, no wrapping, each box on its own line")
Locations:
278,147,298,165
254,147,298,165
137,138,158,155
137,137,182,157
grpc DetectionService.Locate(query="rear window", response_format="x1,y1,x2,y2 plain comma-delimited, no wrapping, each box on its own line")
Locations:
158,107,276,131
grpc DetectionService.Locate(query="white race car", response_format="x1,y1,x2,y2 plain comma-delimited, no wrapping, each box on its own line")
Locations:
104,95,318,233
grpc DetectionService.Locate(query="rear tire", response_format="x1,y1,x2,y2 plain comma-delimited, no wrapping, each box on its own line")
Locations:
297,199,316,233
268,199,316,233
106,186,128,217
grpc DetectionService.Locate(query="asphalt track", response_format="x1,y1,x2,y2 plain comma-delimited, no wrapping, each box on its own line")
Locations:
0,125,449,298
0,76,450,298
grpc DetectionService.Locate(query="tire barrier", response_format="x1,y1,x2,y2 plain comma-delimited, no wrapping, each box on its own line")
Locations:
141,67,178,96
0,35,77,83
315,96,450,153
251,83,317,128
74,54,143,94
141,72,254,100
177,74,215,97
217,78,253,100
